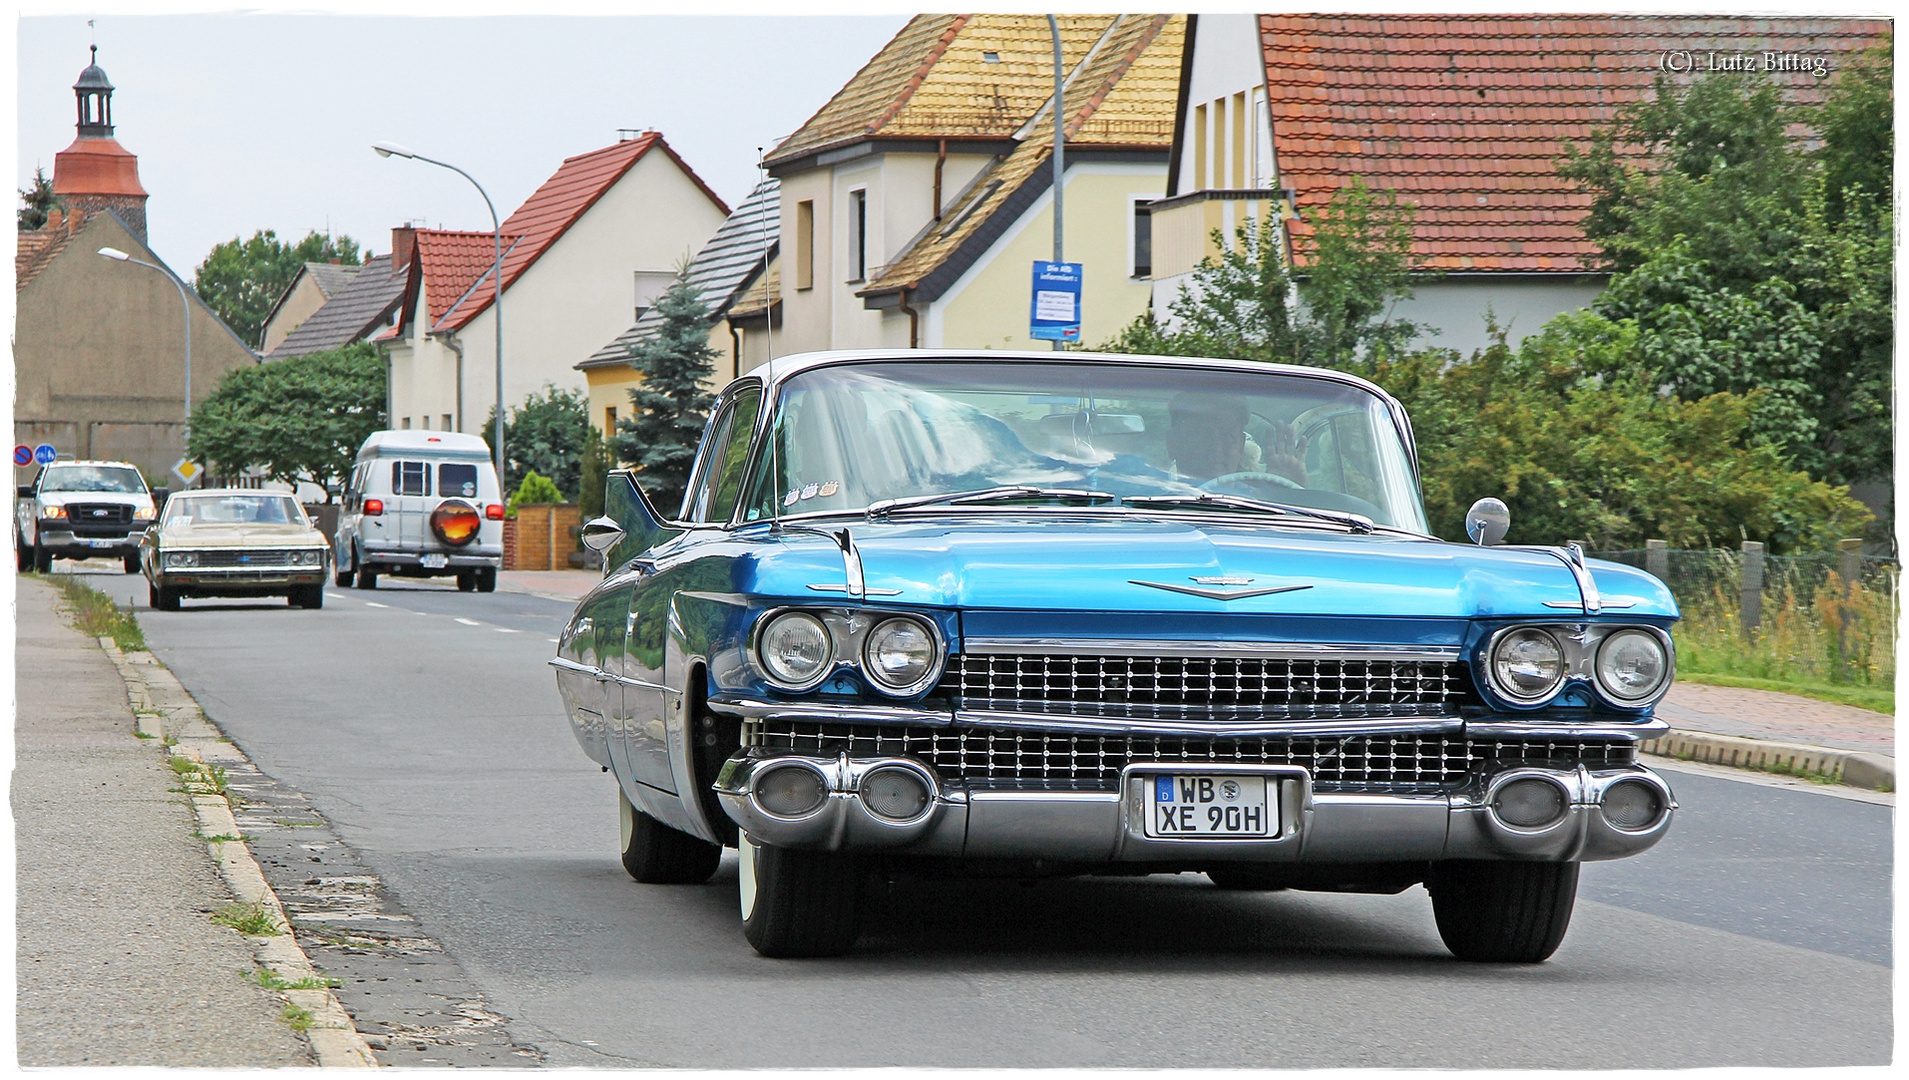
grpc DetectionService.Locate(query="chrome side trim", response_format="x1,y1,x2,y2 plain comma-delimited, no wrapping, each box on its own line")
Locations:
1466,717,1670,742
806,583,903,596
1545,599,1634,609
836,527,864,599
953,709,1465,739
548,656,609,682
960,638,1461,661
710,697,952,726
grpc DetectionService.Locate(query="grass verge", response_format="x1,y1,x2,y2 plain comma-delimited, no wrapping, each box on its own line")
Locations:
1675,671,1894,715
211,902,281,936
35,571,146,651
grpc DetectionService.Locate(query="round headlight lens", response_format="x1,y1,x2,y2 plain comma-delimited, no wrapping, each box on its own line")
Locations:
1491,627,1565,701
862,617,938,694
756,611,832,689
1596,629,1670,702
164,551,198,568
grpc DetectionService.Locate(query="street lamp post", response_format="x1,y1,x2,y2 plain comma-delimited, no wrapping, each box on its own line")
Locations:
372,141,506,482
98,245,193,481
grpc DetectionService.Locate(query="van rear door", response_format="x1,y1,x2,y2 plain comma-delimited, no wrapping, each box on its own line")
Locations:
391,460,431,547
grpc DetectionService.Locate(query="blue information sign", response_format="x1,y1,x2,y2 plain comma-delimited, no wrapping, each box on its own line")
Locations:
1029,261,1083,342
33,443,57,465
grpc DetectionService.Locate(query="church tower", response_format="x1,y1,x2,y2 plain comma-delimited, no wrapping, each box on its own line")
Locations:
51,47,149,245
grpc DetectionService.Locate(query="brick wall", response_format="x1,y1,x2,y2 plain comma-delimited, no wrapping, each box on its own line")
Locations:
503,503,581,571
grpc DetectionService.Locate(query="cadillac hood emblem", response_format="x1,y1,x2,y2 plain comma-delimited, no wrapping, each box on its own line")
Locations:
1129,576,1313,601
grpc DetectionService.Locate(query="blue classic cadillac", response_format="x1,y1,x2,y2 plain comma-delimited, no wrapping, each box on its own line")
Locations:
553,351,1678,961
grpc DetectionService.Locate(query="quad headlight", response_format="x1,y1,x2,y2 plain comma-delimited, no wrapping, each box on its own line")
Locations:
862,616,942,696
163,551,198,568
1489,627,1565,702
292,549,324,566
1595,629,1670,703
755,611,833,690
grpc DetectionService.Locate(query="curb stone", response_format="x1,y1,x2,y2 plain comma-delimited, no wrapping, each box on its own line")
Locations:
99,637,379,1069
1645,729,1895,791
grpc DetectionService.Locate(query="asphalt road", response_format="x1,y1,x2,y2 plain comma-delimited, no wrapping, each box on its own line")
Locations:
72,565,1894,1067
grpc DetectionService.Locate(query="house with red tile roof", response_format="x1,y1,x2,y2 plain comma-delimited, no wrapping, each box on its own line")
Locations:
766,14,1184,353
1155,14,1889,356
379,132,729,436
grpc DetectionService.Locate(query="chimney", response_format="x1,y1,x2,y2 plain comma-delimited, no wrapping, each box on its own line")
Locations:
44,206,63,232
391,225,417,267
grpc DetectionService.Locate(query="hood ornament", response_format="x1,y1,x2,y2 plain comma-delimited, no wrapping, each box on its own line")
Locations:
1130,577,1312,601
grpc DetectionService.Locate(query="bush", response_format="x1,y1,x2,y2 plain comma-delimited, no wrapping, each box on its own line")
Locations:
507,471,564,514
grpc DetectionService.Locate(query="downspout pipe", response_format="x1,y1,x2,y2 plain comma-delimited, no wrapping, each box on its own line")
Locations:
729,321,743,379
442,333,465,433
898,289,919,349
933,138,947,220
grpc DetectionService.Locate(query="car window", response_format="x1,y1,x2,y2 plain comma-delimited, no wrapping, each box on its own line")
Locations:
687,387,762,523
165,495,303,525
39,465,147,494
439,463,479,499
392,461,431,496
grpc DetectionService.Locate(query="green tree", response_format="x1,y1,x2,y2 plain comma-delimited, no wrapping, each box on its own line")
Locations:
1559,62,1893,488
194,230,361,349
482,385,590,499
187,342,386,500
507,471,564,513
18,167,58,231
1103,178,1423,368
577,425,607,522
613,269,718,511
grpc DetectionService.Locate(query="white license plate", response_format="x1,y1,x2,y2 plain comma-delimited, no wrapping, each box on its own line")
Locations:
85,538,119,547
1144,774,1274,838
420,553,449,569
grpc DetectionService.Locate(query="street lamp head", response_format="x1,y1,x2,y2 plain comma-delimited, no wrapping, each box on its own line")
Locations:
372,141,416,159
97,246,131,261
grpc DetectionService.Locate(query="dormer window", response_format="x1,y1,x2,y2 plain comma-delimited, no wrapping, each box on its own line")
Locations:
983,51,1000,63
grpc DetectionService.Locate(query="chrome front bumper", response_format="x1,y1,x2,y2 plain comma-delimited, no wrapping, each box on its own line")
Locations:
713,750,1676,864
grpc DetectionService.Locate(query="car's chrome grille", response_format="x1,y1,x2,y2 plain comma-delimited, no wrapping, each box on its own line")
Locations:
744,719,1637,793
940,653,1475,719
196,549,301,568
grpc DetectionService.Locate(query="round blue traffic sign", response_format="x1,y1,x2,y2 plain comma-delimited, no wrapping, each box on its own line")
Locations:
13,445,31,467
33,444,57,465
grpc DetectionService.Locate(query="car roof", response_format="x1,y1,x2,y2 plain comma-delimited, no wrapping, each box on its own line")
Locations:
755,349,1397,401
355,429,493,459
167,489,299,498
42,460,142,468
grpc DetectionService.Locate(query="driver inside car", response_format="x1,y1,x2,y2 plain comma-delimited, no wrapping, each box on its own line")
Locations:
1165,393,1263,483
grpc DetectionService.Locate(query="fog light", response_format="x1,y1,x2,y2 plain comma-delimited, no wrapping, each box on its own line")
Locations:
753,764,827,818
1601,779,1665,829
860,766,930,821
1493,777,1567,828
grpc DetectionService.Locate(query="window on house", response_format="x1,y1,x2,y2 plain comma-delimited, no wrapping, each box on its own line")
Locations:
1132,200,1153,279
1192,103,1208,190
848,189,867,282
794,200,814,290
633,269,674,321
442,414,453,432
605,406,618,435
401,417,412,430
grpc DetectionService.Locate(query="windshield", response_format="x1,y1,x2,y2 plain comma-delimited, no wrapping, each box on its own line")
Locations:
741,361,1427,532
164,494,306,526
40,465,147,494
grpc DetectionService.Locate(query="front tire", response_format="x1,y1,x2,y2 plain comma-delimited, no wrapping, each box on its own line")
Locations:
154,585,181,612
16,536,30,573
123,552,140,574
1206,864,1289,891
1428,859,1579,963
618,789,720,884
354,554,378,590
739,834,863,958
290,584,324,609
33,544,52,573
334,556,354,588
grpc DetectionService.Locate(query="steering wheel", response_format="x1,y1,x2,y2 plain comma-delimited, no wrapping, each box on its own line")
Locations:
1199,471,1304,492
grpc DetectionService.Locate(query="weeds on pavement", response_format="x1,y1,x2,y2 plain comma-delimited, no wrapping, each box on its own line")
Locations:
247,968,340,992
38,571,147,651
280,1004,315,1031
211,902,281,936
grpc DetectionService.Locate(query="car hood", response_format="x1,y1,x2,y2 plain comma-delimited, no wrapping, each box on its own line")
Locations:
158,523,326,547
730,515,1677,622
38,492,151,507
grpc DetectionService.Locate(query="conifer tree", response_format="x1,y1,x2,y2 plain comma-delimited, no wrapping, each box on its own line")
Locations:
613,269,717,511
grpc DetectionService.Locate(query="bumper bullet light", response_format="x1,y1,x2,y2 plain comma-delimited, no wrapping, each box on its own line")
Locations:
862,616,940,695
756,611,832,690
753,764,828,818
1490,627,1565,702
860,766,931,821
1492,777,1568,828
1601,779,1666,829
1596,629,1671,703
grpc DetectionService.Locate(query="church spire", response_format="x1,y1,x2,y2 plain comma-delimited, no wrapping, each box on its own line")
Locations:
74,46,115,138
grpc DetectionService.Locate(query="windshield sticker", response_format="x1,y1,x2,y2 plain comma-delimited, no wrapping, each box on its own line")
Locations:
799,483,820,501
783,490,801,507
818,481,840,498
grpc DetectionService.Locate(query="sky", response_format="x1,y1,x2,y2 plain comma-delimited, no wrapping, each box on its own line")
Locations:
16,10,910,277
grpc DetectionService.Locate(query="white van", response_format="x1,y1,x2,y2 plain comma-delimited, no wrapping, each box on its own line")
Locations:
335,430,504,591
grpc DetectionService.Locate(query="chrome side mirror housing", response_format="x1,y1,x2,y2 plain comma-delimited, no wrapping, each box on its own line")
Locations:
1465,498,1510,546
579,516,626,553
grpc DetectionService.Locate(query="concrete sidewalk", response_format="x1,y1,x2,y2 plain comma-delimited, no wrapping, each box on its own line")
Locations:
1648,680,1894,789
13,577,311,1066
494,568,600,601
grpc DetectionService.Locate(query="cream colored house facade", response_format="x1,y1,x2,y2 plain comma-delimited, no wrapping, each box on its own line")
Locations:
764,14,1183,355
383,134,728,435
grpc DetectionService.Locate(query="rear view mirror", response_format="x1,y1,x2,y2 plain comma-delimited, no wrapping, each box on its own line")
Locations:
1465,498,1510,546
151,487,170,510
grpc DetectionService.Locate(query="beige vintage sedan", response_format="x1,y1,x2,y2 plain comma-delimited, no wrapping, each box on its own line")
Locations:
140,489,330,611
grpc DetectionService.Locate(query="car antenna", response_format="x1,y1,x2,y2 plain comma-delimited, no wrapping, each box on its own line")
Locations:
759,148,784,532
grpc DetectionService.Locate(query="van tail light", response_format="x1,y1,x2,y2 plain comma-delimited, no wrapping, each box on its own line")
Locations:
484,503,504,520
363,498,384,516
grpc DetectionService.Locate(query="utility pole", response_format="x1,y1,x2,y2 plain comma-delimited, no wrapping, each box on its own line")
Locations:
1048,14,1065,351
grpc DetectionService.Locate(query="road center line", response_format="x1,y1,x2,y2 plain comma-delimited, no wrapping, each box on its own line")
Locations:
365,602,389,608
455,618,483,627
494,627,519,634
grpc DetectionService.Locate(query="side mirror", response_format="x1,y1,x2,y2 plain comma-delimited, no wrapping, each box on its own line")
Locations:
151,487,170,510
1465,498,1510,546
579,516,626,552
17,485,34,499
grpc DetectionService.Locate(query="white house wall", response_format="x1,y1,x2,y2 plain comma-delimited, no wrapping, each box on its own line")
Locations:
1389,277,1609,357
1176,13,1276,194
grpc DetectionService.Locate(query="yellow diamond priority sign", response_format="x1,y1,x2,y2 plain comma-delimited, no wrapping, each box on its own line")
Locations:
172,458,202,485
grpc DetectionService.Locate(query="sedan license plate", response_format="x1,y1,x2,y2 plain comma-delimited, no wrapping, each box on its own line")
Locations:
420,553,449,569
1144,774,1273,838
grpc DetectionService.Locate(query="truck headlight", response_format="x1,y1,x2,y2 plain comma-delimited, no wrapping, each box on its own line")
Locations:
1595,629,1670,703
133,505,155,520
41,504,65,520
861,616,941,696
755,611,832,690
1490,627,1564,702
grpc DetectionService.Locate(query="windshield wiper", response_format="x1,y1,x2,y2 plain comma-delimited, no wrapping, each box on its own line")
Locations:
865,486,1117,519
1123,492,1375,534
